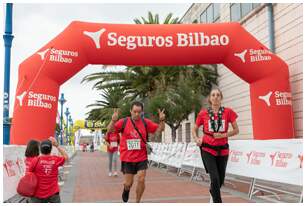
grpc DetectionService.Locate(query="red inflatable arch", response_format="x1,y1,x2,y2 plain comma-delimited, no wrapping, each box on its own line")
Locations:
11,21,294,145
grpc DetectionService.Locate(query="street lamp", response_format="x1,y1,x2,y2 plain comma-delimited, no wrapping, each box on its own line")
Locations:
68,115,73,145
69,115,73,126
3,3,14,145
58,93,66,145
65,107,70,145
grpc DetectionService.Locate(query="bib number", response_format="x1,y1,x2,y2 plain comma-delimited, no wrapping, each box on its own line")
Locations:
110,142,118,147
127,139,141,150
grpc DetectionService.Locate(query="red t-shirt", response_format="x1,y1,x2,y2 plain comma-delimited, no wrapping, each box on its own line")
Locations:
29,155,65,198
105,131,120,153
114,117,158,162
24,156,36,174
196,107,238,156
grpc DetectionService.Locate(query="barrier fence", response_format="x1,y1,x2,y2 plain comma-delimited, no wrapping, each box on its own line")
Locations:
148,139,303,202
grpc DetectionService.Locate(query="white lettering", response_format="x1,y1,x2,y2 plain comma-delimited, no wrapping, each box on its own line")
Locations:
249,49,272,63
165,36,173,47
210,35,220,46
28,91,35,99
188,33,195,46
275,91,291,98
117,35,126,47
147,36,155,47
107,32,117,46
138,36,148,47
177,33,188,47
25,91,56,109
46,48,77,64
199,33,210,46
104,32,229,50
155,36,165,47
274,91,292,106
50,55,72,63
220,35,229,45
126,36,137,50
27,99,52,109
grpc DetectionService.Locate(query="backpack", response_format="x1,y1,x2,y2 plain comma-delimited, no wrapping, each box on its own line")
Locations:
17,157,40,197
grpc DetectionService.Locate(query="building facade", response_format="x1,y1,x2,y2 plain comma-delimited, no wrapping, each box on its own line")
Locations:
163,3,303,143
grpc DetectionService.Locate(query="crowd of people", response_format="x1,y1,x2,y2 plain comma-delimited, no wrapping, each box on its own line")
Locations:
81,142,94,152
20,88,239,203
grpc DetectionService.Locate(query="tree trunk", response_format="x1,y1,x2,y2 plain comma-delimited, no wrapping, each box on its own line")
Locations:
171,127,177,142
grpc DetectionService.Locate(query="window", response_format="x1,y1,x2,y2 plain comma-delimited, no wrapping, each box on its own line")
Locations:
178,125,182,142
185,123,191,143
253,3,261,9
200,3,221,23
200,10,207,23
230,3,261,22
241,3,252,17
213,4,220,21
230,3,241,21
207,4,213,23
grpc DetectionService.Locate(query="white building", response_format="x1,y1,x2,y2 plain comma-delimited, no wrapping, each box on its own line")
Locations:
163,3,302,142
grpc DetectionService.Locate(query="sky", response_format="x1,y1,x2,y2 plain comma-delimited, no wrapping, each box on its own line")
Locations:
5,3,192,121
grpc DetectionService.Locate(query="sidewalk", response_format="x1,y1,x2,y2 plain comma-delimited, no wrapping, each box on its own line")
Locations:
60,151,256,203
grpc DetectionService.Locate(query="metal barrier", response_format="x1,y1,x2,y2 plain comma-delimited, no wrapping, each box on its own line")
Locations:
148,141,303,203
248,178,303,202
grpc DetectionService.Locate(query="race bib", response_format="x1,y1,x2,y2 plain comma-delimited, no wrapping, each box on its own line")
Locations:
126,139,141,150
110,142,118,147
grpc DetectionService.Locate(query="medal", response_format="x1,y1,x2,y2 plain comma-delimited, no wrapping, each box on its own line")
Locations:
208,107,224,132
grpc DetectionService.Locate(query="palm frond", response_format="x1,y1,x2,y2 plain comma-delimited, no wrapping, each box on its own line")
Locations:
154,14,159,24
148,11,154,24
141,17,149,24
163,13,173,24
133,18,142,24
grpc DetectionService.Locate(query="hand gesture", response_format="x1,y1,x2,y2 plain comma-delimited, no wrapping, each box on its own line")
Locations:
112,108,119,122
49,136,59,147
158,108,165,121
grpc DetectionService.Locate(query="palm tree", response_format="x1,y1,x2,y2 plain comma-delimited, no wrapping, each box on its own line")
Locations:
83,66,162,100
85,86,126,122
82,12,219,142
147,75,209,142
133,11,180,24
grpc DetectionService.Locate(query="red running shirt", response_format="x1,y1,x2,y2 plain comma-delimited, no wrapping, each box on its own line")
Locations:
105,131,120,153
196,107,238,156
29,155,65,198
24,156,36,174
114,118,158,162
